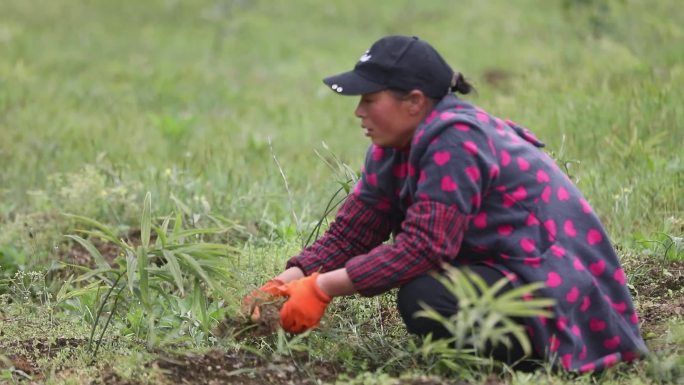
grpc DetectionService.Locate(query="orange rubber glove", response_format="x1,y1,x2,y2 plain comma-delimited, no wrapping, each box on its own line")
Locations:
278,273,332,333
241,278,285,321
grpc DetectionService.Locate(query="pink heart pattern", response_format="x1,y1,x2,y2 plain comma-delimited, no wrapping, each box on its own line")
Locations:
544,219,557,242
587,229,603,245
472,212,487,229
580,296,592,312
546,271,562,287
371,145,384,161
564,219,577,237
590,318,606,332
425,110,438,124
589,260,606,276
366,173,378,187
520,238,536,253
526,213,540,226
489,165,500,179
500,150,511,166
392,163,408,178
541,185,552,203
549,335,560,352
465,166,480,181
463,141,478,155
433,151,451,166
439,111,456,121
603,354,619,368
503,186,527,208
603,336,621,350
571,324,582,337
440,175,458,192
561,354,572,369
497,224,514,236
551,245,565,257
418,170,427,183
536,169,550,183
454,123,470,132
413,129,425,144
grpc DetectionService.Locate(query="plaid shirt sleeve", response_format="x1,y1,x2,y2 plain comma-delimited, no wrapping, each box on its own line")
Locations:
286,193,395,275
344,201,468,296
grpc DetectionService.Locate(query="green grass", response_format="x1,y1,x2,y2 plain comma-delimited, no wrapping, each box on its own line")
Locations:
0,0,683,384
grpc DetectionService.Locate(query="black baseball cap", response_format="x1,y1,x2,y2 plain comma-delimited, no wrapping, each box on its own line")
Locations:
323,35,455,99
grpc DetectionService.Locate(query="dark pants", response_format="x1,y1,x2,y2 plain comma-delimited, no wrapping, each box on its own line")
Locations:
397,264,538,370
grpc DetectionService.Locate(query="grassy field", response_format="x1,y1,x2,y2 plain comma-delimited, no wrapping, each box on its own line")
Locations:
0,0,683,383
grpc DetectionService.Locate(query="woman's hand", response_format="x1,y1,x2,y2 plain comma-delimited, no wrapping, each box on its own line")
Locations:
278,272,331,333
277,268,357,333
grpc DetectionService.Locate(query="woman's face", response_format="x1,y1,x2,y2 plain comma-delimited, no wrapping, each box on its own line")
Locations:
355,90,425,148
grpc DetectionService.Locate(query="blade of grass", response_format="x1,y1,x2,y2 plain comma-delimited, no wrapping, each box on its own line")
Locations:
141,192,152,249
162,250,185,296
138,246,150,308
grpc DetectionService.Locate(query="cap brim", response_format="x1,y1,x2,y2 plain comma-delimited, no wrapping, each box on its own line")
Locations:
323,70,386,95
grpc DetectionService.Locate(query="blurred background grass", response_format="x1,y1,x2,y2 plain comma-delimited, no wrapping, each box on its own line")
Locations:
0,0,682,244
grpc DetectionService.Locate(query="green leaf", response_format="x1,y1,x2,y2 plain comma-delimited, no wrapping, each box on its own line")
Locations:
56,281,102,303
64,214,119,241
138,246,150,308
147,310,157,349
501,319,530,355
156,216,171,247
65,234,110,269
172,211,183,240
494,282,547,303
162,250,185,296
177,252,216,293
192,278,209,334
72,267,117,283
141,192,152,249
73,229,129,250
126,249,137,295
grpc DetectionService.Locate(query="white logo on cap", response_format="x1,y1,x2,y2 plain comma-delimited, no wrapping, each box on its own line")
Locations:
359,50,371,62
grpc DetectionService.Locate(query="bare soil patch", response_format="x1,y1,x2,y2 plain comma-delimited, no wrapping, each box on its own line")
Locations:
0,337,86,379
152,349,339,385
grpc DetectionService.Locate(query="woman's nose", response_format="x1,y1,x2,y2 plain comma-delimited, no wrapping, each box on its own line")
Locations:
355,102,365,118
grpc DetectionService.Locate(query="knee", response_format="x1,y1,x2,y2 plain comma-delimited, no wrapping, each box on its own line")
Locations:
397,275,456,338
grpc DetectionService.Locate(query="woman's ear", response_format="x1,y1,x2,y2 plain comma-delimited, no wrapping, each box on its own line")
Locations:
405,90,430,115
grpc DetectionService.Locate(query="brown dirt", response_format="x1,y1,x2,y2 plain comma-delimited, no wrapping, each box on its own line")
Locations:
94,350,468,385
639,295,684,330
152,349,339,385
628,259,684,330
632,260,684,299
0,337,86,379
216,299,285,340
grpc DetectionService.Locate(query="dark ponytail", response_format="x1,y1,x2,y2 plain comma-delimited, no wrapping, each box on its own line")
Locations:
450,72,475,95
